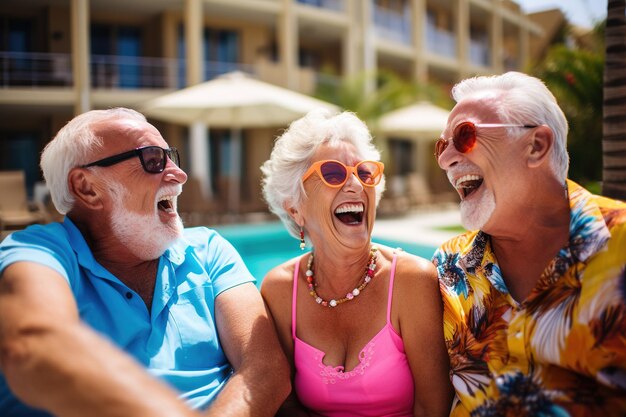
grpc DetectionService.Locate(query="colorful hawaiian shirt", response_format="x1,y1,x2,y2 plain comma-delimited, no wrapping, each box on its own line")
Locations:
433,180,626,417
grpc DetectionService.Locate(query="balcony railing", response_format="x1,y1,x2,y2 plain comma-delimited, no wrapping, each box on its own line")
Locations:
425,24,456,58
91,54,179,88
297,0,345,12
469,39,490,67
373,4,412,45
0,51,73,87
0,51,255,89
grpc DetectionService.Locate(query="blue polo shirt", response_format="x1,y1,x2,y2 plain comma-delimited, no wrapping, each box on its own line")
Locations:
0,218,255,416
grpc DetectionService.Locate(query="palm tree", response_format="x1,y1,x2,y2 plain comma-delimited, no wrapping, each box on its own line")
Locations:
602,0,626,199
533,44,604,185
314,69,452,125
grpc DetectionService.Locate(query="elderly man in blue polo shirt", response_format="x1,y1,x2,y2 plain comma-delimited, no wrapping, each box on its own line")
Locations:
0,108,290,417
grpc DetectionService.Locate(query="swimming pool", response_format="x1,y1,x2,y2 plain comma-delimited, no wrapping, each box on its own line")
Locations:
214,221,436,284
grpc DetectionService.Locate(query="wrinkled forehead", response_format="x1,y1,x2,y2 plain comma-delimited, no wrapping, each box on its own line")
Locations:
312,140,363,164
92,117,166,152
443,94,503,136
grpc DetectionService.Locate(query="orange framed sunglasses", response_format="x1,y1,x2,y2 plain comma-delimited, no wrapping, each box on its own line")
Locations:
302,160,384,188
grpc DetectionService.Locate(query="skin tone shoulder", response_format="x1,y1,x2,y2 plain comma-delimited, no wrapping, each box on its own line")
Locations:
0,114,290,416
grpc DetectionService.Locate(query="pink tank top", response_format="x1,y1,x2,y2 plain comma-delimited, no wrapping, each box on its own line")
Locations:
292,254,414,417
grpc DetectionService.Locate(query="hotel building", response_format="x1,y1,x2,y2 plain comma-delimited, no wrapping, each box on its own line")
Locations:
0,0,542,219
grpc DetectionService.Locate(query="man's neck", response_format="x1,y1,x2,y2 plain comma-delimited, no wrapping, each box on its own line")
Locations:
69,213,159,312
100,258,159,313
487,182,570,302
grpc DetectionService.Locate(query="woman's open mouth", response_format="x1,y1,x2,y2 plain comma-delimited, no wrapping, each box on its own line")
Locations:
334,203,364,225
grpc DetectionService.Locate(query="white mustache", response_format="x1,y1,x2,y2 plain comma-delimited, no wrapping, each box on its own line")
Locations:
156,185,183,201
446,163,480,185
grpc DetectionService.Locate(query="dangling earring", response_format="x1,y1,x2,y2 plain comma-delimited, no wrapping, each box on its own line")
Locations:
299,227,306,250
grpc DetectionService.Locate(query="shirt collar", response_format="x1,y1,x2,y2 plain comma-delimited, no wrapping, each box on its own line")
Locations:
62,217,187,278
564,179,611,263
461,180,611,270
62,216,117,280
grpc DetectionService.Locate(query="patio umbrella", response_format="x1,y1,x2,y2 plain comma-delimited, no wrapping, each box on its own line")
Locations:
377,101,450,137
377,101,451,181
141,71,338,127
140,71,338,212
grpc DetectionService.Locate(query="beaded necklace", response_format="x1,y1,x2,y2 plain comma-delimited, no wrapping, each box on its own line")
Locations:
305,245,378,308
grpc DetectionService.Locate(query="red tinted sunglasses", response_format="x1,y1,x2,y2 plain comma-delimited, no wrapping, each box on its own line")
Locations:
302,160,384,188
434,122,537,160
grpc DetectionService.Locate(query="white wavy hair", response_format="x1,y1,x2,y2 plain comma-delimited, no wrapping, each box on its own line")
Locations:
40,108,147,215
261,109,385,239
451,71,569,182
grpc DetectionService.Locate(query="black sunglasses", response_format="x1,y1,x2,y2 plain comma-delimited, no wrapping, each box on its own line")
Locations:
81,146,180,174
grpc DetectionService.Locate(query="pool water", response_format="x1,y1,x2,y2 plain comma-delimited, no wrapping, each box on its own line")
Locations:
214,221,436,285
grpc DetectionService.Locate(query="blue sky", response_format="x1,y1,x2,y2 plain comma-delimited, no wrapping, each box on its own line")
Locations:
515,0,607,28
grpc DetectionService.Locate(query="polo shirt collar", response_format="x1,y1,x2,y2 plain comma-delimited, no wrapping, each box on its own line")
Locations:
62,217,187,281
62,217,119,282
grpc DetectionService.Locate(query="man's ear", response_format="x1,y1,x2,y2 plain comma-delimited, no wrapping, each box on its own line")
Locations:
527,125,553,168
68,168,104,210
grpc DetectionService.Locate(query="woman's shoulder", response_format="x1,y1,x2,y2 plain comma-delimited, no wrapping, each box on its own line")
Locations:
378,246,438,294
260,255,304,297
378,245,436,277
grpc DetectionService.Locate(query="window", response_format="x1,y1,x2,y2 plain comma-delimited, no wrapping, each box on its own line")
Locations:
178,26,240,84
0,18,35,86
90,24,143,88
204,28,240,79
389,139,414,176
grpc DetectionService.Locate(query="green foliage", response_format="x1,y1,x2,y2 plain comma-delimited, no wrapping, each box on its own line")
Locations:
314,69,453,124
433,224,467,234
530,28,605,185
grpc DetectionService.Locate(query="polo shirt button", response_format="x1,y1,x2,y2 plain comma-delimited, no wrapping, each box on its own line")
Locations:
125,292,133,299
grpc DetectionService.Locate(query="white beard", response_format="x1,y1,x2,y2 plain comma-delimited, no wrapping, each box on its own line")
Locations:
459,187,496,231
108,181,183,260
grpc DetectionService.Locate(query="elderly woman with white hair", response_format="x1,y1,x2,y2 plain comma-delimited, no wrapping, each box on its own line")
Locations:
260,110,453,417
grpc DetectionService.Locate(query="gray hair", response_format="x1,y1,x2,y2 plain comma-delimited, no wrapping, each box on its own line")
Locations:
40,108,147,215
261,109,385,239
451,71,569,182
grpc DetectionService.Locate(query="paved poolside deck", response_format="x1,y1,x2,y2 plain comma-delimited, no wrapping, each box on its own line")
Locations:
373,206,462,248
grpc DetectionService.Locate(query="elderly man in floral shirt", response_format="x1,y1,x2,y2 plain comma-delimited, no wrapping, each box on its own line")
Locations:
433,72,626,417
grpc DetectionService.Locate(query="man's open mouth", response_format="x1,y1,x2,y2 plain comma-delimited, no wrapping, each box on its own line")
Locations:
157,196,176,213
454,174,483,200
334,203,364,225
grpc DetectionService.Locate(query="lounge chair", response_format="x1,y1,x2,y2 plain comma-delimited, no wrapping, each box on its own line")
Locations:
0,170,48,231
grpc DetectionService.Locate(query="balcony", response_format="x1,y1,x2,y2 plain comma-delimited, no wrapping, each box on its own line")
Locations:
0,51,73,87
373,4,412,45
0,51,179,89
297,0,345,12
91,55,179,89
469,39,490,67
0,51,256,90
425,24,456,58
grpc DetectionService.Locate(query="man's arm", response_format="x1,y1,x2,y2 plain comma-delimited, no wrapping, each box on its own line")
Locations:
0,261,197,417
209,282,291,417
